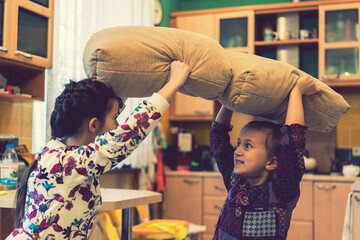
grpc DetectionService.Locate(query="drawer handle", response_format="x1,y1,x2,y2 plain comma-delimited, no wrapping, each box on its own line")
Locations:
195,110,210,115
317,184,336,190
15,51,33,59
214,204,222,210
215,185,226,191
183,179,199,184
0,47,8,53
355,196,360,202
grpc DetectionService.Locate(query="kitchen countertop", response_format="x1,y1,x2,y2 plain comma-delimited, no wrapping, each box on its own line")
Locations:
165,171,360,182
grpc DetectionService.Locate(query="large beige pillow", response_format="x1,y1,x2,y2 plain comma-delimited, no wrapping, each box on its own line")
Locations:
218,51,350,132
83,26,350,133
83,26,232,100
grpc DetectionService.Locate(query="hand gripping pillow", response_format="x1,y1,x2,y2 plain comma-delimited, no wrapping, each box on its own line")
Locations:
83,26,350,133
83,26,232,100
218,51,350,132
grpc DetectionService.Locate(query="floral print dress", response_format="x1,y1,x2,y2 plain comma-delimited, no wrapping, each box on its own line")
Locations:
8,93,169,240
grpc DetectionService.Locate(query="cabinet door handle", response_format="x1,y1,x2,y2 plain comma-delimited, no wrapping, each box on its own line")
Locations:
317,184,336,190
0,47,8,53
195,110,210,115
215,185,226,191
15,51,33,59
355,195,360,202
214,204,222,210
183,179,199,184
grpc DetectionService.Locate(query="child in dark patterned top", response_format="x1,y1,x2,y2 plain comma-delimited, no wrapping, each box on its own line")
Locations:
210,73,321,240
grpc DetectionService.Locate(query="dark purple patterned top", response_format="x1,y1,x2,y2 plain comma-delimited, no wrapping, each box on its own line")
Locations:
210,122,307,240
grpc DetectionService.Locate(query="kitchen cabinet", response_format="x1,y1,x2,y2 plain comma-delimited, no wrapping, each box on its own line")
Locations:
173,13,215,40
203,176,227,239
215,11,254,54
0,0,53,101
170,14,217,121
319,2,360,87
1,0,54,68
163,172,226,240
169,92,216,121
170,0,360,90
164,172,359,240
287,181,313,240
314,181,352,240
163,173,203,225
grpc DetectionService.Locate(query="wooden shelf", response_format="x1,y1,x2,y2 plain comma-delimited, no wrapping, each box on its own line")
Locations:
255,38,318,46
322,80,360,87
0,93,42,102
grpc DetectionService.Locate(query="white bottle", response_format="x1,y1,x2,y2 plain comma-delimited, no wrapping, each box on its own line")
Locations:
0,144,19,191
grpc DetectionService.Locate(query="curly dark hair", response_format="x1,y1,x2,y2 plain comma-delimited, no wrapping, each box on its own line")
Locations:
50,79,121,139
15,79,121,228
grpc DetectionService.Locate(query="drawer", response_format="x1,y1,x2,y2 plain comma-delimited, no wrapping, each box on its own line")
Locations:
204,233,214,240
204,177,227,196
203,196,226,215
203,215,219,234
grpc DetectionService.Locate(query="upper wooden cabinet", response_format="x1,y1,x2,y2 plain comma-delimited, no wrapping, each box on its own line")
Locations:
171,0,360,89
0,0,54,68
319,2,360,86
215,10,255,54
174,14,216,40
169,92,216,121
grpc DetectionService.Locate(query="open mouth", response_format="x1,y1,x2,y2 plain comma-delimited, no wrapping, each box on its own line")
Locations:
235,159,244,164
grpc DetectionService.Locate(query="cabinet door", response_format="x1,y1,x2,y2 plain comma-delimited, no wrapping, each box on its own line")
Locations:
314,181,352,240
215,10,255,54
163,176,203,224
287,220,313,240
353,191,360,240
169,92,215,121
0,0,12,59
319,3,360,86
10,0,53,68
174,14,215,39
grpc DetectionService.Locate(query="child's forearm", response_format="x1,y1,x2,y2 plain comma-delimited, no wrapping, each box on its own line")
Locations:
285,85,305,126
215,106,233,126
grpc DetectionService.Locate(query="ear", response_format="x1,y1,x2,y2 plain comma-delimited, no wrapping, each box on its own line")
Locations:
88,117,100,133
266,156,278,171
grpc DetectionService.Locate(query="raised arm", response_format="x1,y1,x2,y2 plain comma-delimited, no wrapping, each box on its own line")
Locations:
285,73,320,126
215,105,233,126
157,61,191,102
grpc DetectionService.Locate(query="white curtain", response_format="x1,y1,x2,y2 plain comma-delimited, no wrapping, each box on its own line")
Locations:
32,0,155,171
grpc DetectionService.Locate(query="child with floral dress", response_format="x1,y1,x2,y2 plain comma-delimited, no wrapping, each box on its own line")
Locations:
8,61,190,240
210,74,321,239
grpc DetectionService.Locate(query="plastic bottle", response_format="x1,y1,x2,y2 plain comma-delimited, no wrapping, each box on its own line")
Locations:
336,13,345,41
0,144,19,191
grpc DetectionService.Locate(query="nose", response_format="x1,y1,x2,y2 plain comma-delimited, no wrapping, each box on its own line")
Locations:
234,145,243,156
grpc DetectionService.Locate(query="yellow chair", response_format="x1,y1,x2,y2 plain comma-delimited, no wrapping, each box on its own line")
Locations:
96,205,149,240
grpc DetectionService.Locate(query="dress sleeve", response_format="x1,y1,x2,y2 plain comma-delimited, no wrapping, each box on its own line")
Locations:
210,121,235,191
64,93,169,179
273,124,307,202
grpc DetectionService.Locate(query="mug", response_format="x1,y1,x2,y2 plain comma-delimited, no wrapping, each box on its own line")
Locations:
342,165,360,177
300,29,310,39
264,29,278,41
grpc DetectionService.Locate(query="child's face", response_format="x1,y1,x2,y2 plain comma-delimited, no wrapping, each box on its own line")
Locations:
234,129,271,182
98,99,120,134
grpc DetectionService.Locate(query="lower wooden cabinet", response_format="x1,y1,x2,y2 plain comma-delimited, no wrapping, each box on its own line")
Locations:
314,181,352,240
163,174,203,225
163,172,359,240
287,181,314,240
163,172,226,239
